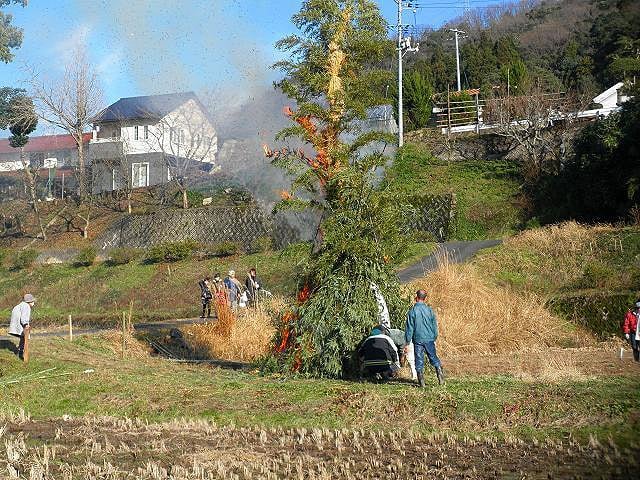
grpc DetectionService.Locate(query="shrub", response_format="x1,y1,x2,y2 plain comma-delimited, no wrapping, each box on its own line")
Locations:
249,236,272,254
11,248,38,270
108,247,141,266
175,190,205,208
145,240,198,263
74,246,97,267
0,248,6,269
213,241,240,257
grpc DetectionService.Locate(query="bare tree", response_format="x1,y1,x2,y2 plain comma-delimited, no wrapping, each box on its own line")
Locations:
145,101,217,209
486,85,582,181
29,46,103,237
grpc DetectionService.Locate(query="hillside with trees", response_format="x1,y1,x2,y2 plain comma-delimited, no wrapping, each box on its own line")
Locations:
399,0,640,132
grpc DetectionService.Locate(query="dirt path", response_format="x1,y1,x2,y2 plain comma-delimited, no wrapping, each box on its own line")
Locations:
397,239,502,283
441,345,640,378
0,316,210,340
2,415,636,479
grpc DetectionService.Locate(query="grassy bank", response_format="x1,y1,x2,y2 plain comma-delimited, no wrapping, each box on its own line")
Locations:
1,335,638,446
386,143,522,240
472,223,640,337
0,248,307,327
0,242,435,327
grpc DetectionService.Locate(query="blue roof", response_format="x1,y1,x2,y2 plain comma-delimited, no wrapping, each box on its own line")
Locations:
94,92,201,123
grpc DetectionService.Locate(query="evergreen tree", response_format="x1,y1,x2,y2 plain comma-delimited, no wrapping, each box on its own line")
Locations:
393,68,434,131
0,0,27,63
265,0,408,377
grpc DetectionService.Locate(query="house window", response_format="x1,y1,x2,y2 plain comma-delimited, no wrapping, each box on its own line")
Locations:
112,168,117,191
131,162,149,188
134,126,140,141
111,127,120,139
169,127,176,144
167,166,172,181
144,125,149,140
179,129,185,145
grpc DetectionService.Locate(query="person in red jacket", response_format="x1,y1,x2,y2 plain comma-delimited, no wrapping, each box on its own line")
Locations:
622,301,640,362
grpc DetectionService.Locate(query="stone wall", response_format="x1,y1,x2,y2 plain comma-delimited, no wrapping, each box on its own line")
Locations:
97,196,456,250
98,206,272,250
405,193,456,242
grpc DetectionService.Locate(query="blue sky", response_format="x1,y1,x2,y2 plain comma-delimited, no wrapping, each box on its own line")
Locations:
1,0,502,126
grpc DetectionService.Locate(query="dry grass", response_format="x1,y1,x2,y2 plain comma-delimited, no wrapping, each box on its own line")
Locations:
101,329,153,358
186,297,285,362
474,221,630,290
1,414,634,480
406,252,592,356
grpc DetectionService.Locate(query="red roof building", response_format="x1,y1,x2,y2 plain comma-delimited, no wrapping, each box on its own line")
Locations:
0,133,91,172
0,133,91,154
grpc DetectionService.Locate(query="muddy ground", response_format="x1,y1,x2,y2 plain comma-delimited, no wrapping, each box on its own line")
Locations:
3,415,638,479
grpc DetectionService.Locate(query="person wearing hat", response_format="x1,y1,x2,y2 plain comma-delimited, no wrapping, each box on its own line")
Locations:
8,294,35,360
404,289,444,386
223,270,243,309
622,300,640,362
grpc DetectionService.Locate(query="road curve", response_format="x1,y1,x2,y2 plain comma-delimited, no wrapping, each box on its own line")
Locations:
397,239,502,283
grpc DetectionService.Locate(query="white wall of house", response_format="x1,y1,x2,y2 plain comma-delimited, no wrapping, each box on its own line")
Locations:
92,99,218,164
0,161,22,172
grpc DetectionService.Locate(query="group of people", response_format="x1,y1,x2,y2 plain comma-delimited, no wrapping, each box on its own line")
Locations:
623,300,640,362
198,268,266,318
358,289,444,387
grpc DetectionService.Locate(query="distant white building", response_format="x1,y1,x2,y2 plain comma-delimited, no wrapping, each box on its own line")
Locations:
592,82,630,110
90,92,218,193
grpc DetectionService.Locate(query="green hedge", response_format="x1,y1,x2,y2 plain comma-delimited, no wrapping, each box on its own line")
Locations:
145,240,199,263
108,247,142,266
11,248,38,270
73,246,97,267
549,291,638,339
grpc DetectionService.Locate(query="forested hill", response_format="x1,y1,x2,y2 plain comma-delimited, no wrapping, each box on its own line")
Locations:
405,0,639,100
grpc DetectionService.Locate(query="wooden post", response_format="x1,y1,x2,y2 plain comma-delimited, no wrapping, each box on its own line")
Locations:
23,325,30,363
475,93,480,134
128,300,134,331
447,85,451,138
68,314,73,342
121,312,126,358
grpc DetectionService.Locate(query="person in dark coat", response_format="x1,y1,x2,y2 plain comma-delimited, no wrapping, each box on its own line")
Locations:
358,326,399,380
198,276,213,318
245,268,261,306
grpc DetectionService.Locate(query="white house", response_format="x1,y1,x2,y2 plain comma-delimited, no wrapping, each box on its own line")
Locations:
90,92,218,193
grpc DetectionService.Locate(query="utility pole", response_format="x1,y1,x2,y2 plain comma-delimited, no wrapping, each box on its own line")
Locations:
396,0,419,148
449,28,466,92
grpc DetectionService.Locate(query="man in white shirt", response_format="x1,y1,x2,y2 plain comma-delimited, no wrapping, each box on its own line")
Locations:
8,293,35,359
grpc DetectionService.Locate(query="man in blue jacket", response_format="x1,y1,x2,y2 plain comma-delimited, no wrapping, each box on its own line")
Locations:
404,290,444,387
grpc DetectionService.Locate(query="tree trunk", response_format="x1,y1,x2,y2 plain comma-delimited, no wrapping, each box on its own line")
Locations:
20,147,47,241
77,131,86,201
182,188,189,209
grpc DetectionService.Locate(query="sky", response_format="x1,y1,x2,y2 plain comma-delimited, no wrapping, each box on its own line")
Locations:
0,0,505,135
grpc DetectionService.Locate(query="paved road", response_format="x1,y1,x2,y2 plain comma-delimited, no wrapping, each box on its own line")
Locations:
0,317,210,340
397,239,502,283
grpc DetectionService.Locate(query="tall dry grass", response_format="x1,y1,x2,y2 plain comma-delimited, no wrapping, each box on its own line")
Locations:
406,252,591,356
475,221,622,289
187,297,285,362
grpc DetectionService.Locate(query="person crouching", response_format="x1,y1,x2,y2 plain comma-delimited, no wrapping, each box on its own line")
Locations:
358,326,400,381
